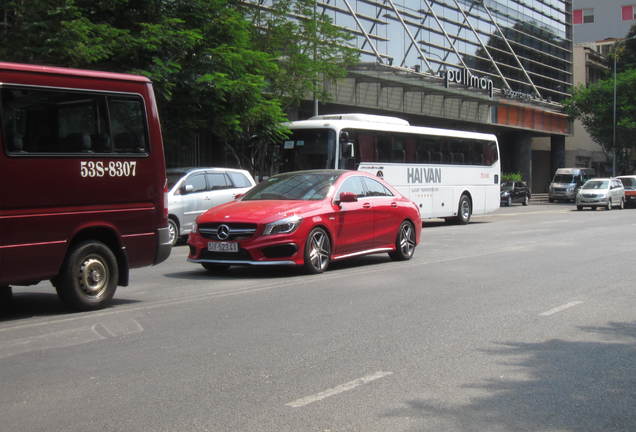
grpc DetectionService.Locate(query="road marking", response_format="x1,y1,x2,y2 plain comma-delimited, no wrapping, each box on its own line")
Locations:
539,301,583,316
285,371,393,408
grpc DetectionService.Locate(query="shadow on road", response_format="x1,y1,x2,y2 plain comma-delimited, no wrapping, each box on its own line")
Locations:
384,321,636,431
0,292,140,322
164,254,397,281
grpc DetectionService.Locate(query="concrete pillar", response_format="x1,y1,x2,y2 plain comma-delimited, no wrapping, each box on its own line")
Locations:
517,135,532,190
550,135,566,176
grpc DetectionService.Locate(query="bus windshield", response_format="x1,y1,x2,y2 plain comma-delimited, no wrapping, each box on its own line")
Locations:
279,129,336,172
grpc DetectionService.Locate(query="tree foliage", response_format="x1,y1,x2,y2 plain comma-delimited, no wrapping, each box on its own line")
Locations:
565,26,636,174
243,0,359,111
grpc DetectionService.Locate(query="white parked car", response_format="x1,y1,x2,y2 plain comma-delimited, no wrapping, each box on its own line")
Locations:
576,178,625,211
167,167,256,245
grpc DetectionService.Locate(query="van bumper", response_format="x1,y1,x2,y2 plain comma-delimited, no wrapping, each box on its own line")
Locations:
155,226,172,265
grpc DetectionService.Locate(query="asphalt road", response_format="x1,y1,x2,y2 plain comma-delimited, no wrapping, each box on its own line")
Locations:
2,202,636,432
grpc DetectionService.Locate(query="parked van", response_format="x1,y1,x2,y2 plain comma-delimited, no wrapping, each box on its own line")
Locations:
548,168,595,202
0,62,172,310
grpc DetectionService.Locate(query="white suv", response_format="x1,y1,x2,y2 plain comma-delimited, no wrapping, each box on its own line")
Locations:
167,168,256,245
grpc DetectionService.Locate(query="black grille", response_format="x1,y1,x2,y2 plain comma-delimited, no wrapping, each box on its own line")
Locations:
198,223,257,240
262,244,297,258
200,249,252,261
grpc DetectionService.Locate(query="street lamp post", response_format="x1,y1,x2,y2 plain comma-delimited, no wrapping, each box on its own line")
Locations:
612,34,636,176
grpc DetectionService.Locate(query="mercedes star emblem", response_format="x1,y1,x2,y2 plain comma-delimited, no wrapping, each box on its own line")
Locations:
217,224,231,241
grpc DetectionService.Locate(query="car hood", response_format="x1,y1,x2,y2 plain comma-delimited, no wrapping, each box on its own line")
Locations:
198,199,326,224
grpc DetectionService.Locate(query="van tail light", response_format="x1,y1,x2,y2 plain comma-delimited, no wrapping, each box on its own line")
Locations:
162,179,169,225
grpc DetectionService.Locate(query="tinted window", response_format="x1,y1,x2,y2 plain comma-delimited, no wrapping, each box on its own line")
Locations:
280,129,336,172
227,171,252,188
186,173,207,193
338,176,366,198
1,86,147,155
243,172,339,201
206,173,229,190
363,177,393,197
109,98,147,153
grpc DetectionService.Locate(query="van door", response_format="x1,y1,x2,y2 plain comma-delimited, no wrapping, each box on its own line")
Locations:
205,172,235,208
181,172,208,232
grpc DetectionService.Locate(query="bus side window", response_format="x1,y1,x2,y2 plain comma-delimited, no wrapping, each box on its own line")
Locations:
357,132,376,162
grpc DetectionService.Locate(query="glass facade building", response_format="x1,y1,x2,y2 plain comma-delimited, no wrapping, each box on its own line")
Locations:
296,0,572,103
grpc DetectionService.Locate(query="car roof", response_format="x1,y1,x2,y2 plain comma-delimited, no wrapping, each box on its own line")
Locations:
166,167,252,175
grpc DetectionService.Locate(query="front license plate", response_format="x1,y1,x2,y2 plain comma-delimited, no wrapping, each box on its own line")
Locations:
208,241,239,253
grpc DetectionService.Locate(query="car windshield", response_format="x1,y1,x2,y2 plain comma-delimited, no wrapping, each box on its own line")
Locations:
553,174,575,183
242,172,341,201
501,182,514,191
582,180,608,190
619,177,636,188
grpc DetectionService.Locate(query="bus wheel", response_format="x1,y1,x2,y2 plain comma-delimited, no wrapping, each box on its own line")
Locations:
389,221,416,261
56,241,118,311
456,194,472,225
304,227,331,274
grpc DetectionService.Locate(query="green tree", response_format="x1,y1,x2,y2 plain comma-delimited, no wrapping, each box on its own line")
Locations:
565,42,636,174
243,0,359,111
0,0,290,176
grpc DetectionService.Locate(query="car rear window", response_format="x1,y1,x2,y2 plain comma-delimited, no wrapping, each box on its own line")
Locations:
227,171,252,188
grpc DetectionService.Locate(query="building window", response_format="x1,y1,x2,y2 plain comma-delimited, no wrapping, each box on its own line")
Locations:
622,5,636,21
574,8,594,24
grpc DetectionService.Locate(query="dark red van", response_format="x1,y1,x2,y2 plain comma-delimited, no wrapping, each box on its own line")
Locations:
0,62,171,310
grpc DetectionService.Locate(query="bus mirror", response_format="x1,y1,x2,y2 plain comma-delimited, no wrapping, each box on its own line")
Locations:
342,142,355,159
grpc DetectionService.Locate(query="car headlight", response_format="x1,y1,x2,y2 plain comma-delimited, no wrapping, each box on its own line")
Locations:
567,186,575,192
501,191,509,196
263,216,302,236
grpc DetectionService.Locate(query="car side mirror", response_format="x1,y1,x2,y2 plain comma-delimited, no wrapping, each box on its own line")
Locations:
234,193,245,200
182,184,194,194
336,191,358,206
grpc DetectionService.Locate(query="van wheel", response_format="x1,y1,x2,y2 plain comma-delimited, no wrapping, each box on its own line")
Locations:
606,199,612,210
577,205,583,211
0,286,12,312
304,227,331,274
56,241,118,311
168,218,179,246
456,194,472,225
389,221,416,261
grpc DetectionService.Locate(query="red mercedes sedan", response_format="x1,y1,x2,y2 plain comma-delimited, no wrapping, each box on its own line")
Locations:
187,170,421,274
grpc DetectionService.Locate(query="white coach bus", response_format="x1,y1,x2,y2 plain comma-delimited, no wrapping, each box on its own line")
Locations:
279,113,500,224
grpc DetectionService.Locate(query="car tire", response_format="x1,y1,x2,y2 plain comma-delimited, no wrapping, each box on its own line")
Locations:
455,194,472,225
522,195,529,206
549,198,554,203
389,220,416,261
0,286,12,312
606,199,612,211
619,198,625,210
202,263,230,273
55,241,118,311
577,205,583,211
304,227,331,274
168,218,179,246
506,196,512,207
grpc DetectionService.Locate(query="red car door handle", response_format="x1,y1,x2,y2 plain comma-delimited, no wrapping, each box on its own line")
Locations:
391,202,397,208
362,202,371,209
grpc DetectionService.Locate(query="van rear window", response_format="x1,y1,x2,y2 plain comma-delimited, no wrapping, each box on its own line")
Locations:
1,86,148,155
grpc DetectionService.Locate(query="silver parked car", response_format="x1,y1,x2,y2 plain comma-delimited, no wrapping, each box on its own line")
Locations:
576,178,625,211
167,167,256,245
